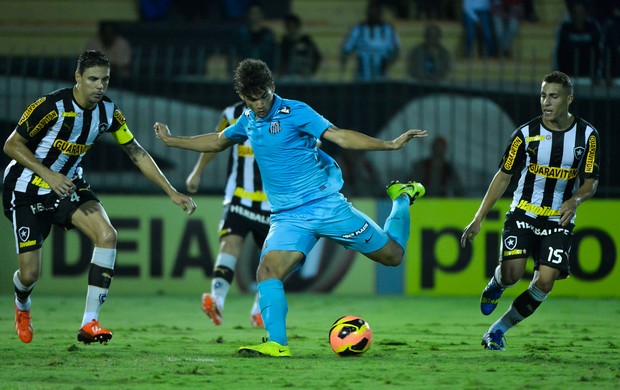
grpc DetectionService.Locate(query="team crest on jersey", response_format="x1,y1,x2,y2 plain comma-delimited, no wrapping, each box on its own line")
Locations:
18,227,30,242
573,146,585,160
504,235,517,250
269,121,281,134
98,123,108,134
277,106,291,114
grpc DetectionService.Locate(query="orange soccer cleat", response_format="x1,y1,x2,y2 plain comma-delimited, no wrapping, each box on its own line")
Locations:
78,319,112,344
15,306,33,343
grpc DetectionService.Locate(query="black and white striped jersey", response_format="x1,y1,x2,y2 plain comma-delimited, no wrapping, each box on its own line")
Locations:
500,115,600,223
3,87,133,196
218,102,270,212
341,20,400,80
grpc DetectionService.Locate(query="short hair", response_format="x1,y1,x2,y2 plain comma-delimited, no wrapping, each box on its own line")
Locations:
542,71,574,95
233,58,274,97
76,50,110,74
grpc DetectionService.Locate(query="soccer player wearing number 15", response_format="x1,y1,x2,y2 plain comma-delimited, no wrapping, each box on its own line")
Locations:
154,58,427,357
3,50,196,345
461,71,601,351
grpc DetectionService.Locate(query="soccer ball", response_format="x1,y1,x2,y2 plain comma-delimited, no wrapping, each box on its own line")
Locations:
328,315,372,356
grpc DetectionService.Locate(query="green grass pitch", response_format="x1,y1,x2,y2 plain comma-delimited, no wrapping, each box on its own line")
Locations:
0,294,618,389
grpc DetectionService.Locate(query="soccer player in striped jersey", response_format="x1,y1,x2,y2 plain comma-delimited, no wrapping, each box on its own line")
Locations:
3,50,196,344
154,58,427,357
461,71,601,351
185,101,268,327
340,1,400,81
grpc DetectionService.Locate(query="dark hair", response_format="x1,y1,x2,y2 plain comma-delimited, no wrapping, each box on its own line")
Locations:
543,71,574,95
76,50,110,74
233,58,274,96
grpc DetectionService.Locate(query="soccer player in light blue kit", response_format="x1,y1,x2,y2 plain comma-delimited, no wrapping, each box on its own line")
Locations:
154,59,427,357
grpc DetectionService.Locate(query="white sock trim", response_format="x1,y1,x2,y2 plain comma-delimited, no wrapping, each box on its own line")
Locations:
92,247,116,269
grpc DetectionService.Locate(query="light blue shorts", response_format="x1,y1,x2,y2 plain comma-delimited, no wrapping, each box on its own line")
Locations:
261,192,389,260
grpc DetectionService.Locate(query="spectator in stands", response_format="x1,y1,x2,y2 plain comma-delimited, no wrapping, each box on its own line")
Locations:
406,24,452,83
340,1,401,81
462,0,496,58
603,3,620,85
491,0,524,58
411,136,464,197
232,2,278,72
554,0,603,83
84,22,132,79
278,14,322,81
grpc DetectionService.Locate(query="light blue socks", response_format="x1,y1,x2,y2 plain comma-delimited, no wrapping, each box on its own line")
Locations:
257,279,288,345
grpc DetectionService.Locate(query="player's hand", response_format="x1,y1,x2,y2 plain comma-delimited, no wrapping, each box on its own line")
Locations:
391,129,428,149
558,198,577,226
186,171,200,194
460,220,481,248
43,171,76,199
171,191,197,215
153,122,172,144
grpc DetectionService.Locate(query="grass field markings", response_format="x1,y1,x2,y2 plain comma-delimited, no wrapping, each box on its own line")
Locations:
166,356,216,363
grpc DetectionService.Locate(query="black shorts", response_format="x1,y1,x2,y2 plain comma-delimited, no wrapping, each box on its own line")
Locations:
3,177,100,254
219,202,270,248
500,212,574,277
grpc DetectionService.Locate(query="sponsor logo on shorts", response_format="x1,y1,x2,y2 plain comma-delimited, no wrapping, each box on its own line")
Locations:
515,220,571,235
503,248,525,257
342,222,369,239
229,204,270,224
19,240,37,248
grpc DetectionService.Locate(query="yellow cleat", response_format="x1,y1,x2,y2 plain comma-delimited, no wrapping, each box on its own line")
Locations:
238,339,291,357
386,180,425,205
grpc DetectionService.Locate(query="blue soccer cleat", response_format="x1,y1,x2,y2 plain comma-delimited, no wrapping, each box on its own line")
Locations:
480,278,504,315
482,329,506,351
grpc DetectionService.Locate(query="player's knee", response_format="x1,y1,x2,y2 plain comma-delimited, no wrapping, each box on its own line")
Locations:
500,268,523,286
96,226,117,247
533,279,555,294
19,269,39,285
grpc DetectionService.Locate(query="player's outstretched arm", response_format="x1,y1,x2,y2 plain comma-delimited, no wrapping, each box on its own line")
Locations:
323,126,427,150
153,122,234,153
460,170,512,248
186,152,218,193
120,139,196,215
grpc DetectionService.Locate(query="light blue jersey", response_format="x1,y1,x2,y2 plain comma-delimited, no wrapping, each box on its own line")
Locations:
224,94,341,212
